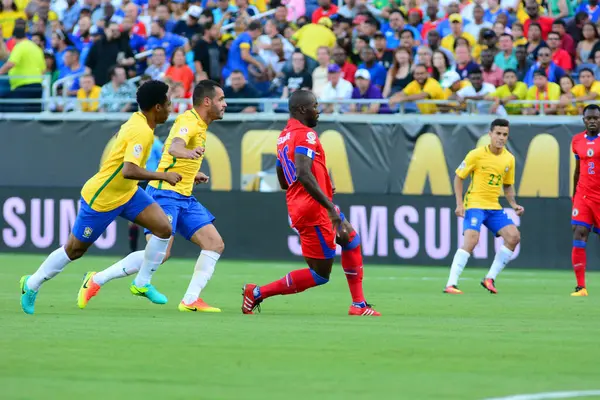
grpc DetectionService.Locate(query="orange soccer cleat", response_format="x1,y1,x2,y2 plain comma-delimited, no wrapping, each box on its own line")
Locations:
77,272,101,309
481,278,498,294
443,285,464,294
571,286,589,297
178,298,221,312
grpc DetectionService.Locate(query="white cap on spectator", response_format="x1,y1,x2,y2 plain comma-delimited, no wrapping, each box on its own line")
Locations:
188,5,202,19
440,70,461,89
355,69,371,80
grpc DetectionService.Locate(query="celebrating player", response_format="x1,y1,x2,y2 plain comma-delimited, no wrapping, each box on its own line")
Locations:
241,90,380,316
20,80,181,315
77,80,227,312
570,104,600,297
444,119,524,294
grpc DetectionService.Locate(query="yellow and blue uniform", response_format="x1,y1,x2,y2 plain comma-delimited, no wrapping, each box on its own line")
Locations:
73,113,157,242
145,109,215,240
456,145,516,235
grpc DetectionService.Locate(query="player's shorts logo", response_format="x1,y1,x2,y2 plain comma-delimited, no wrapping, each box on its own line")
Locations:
588,148,594,157
167,214,173,223
83,227,93,238
573,208,579,217
470,217,478,226
458,160,466,170
306,131,317,145
133,144,143,158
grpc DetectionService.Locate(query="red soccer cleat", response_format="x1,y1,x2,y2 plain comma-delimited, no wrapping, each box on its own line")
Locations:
481,278,498,294
348,303,381,316
241,283,262,314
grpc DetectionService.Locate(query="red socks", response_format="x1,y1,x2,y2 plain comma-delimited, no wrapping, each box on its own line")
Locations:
572,241,587,288
259,268,328,299
341,232,366,305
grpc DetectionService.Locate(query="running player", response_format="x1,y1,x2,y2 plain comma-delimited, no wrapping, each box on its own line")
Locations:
77,80,227,312
20,80,181,315
570,104,600,297
241,90,380,316
444,118,524,294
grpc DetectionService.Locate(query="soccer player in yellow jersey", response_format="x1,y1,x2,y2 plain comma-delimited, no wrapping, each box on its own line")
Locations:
20,81,182,315
79,80,228,313
444,119,525,295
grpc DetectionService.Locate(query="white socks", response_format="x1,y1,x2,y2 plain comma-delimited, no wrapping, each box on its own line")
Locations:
486,245,513,280
93,251,145,286
133,235,170,287
28,246,72,291
182,250,220,305
446,248,470,287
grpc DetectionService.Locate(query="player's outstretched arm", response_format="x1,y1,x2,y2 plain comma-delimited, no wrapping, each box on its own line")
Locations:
169,137,204,160
122,162,182,186
453,175,465,217
276,166,289,190
573,161,580,198
503,184,524,216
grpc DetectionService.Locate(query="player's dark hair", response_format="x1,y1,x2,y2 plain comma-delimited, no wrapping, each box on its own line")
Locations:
289,89,315,115
503,68,517,76
491,119,510,130
193,80,222,106
584,104,600,114
136,80,169,111
579,67,595,76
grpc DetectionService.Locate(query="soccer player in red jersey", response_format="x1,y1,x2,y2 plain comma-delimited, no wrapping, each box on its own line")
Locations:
570,104,600,297
241,90,380,316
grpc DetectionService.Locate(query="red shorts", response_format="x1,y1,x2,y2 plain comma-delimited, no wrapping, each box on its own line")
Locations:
572,194,600,234
296,223,337,260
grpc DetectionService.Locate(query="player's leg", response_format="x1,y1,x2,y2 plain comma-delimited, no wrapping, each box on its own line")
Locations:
21,199,116,314
570,195,592,296
177,200,223,312
335,218,381,316
481,216,520,294
444,209,483,294
242,225,335,314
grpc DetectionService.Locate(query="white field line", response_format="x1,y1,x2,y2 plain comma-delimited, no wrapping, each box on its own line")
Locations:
484,390,600,400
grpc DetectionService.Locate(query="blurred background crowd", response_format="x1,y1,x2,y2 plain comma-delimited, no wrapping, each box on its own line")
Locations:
1,0,599,114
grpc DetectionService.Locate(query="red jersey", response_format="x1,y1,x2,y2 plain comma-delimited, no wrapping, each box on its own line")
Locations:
573,132,600,202
277,118,333,228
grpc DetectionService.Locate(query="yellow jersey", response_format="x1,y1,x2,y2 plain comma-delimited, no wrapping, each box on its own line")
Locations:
81,112,154,212
291,23,336,60
456,145,516,210
489,82,528,115
402,78,445,114
572,81,600,108
149,109,207,196
440,32,477,54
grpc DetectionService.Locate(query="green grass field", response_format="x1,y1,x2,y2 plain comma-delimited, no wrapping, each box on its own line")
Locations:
1,253,599,400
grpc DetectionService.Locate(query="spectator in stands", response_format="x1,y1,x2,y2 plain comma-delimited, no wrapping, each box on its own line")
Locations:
426,29,454,65
62,0,81,32
358,46,386,88
121,16,146,59
373,31,393,70
523,69,561,115
59,47,85,96
511,22,527,47
481,29,500,58
515,45,533,81
383,48,413,98
145,47,168,80
548,0,573,20
492,21,508,38
407,8,423,30
524,0,554,40
165,48,194,94
77,73,101,112
440,70,470,114
524,45,565,85
263,35,287,92
572,68,600,109
481,49,503,87
399,29,417,56
173,5,202,40
576,0,600,23
455,45,480,80
194,22,222,82
320,63,352,113
85,21,134,86
567,11,588,43
421,4,441,40
123,3,147,37
155,4,176,32
526,22,545,61
432,50,452,82
494,33,517,71
292,16,336,61
390,64,445,114
281,51,312,100
331,46,356,85
415,46,433,72
350,35,369,65
98,65,136,112
43,50,59,86
438,2,466,38
442,14,477,55
258,19,294,63
552,19,576,57
383,9,420,50
312,46,330,98
465,5,493,39
546,31,572,72
456,67,496,113
223,20,263,81
0,0,26,39
51,29,73,71
31,32,46,50
0,24,45,112
485,0,508,24
146,20,187,59
223,69,260,113
312,0,338,24
576,22,599,65
349,69,388,114
487,69,528,115
557,75,578,115
593,50,600,80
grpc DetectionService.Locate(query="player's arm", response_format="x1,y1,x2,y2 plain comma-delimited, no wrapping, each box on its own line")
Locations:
295,153,342,229
276,164,289,190
122,162,181,185
503,156,524,215
453,174,466,217
573,158,580,197
168,137,204,159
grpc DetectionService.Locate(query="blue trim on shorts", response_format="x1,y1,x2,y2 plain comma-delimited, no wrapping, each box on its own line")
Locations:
314,226,336,259
572,220,592,230
573,240,587,248
310,269,329,285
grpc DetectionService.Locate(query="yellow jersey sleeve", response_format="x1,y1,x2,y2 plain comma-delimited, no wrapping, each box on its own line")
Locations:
123,125,154,167
456,149,478,179
505,155,516,185
402,81,418,96
171,117,198,146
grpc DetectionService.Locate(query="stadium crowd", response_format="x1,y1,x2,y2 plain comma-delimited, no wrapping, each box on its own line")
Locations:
1,0,600,114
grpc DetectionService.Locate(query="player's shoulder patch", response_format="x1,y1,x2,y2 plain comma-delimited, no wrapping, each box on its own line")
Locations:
133,143,143,158
306,131,317,145
457,160,467,170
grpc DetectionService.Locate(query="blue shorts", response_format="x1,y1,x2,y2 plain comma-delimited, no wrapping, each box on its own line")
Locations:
144,186,215,240
463,208,514,236
72,187,155,243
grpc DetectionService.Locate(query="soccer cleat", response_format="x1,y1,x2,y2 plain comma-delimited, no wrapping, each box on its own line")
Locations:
130,282,168,304
241,283,262,314
77,272,101,309
481,278,498,294
348,303,381,316
571,286,589,297
178,299,221,313
20,275,38,315
443,285,464,294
